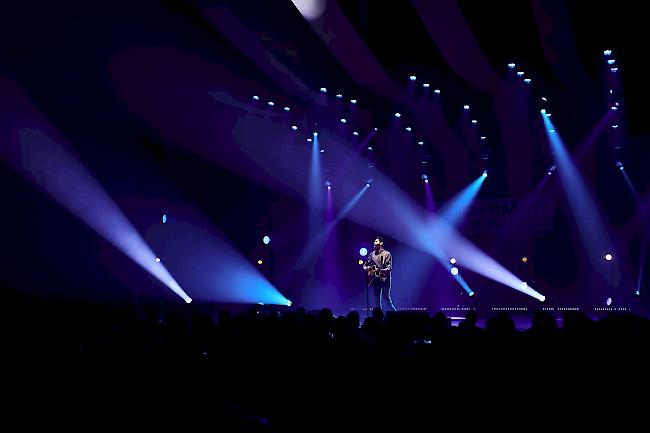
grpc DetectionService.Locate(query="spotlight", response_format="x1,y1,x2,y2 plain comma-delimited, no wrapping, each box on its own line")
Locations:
185,297,192,304
336,94,343,99
549,129,555,132
471,119,478,124
522,257,528,263
463,105,470,110
423,83,430,88
325,181,332,190
267,101,275,106
320,149,325,153
367,146,373,151
313,131,318,136
607,59,616,65
480,136,486,140
508,63,516,68
307,138,312,142
252,95,260,100
516,71,524,77
257,259,263,265
434,89,441,94
340,118,347,123
616,161,624,170
605,253,613,261
373,127,378,131
611,106,618,111
604,49,612,56
162,214,167,224
541,109,546,114
359,247,368,257
450,266,459,276
405,127,412,132
155,257,161,262
320,87,327,93
291,125,298,131
450,257,456,264
283,106,291,112
611,67,618,72
394,112,401,118
482,170,488,177
524,78,531,84
365,180,372,188
287,300,292,307
353,131,359,136
612,124,619,129
350,99,357,104
358,259,364,265
606,297,612,306
418,141,424,145
421,174,428,183
262,235,271,245
409,75,417,81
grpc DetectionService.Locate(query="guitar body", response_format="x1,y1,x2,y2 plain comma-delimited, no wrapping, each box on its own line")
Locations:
366,264,388,285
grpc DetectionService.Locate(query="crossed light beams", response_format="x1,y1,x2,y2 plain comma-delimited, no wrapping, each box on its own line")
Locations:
9,128,192,303
310,141,546,302
147,220,290,305
1,79,291,306
330,158,545,300
541,112,620,287
426,217,545,301
270,119,546,302
0,77,191,301
15,129,290,306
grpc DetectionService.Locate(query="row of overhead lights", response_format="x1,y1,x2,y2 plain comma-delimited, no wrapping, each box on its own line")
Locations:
409,75,441,94
254,79,487,155
508,63,532,84
605,49,627,171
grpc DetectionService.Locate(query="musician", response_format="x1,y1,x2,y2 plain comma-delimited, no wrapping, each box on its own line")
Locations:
363,236,396,311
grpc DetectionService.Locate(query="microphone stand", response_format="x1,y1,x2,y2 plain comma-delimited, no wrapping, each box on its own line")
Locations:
366,277,370,320
364,257,374,320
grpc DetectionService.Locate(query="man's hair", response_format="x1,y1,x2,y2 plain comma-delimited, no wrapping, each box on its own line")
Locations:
375,236,385,244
